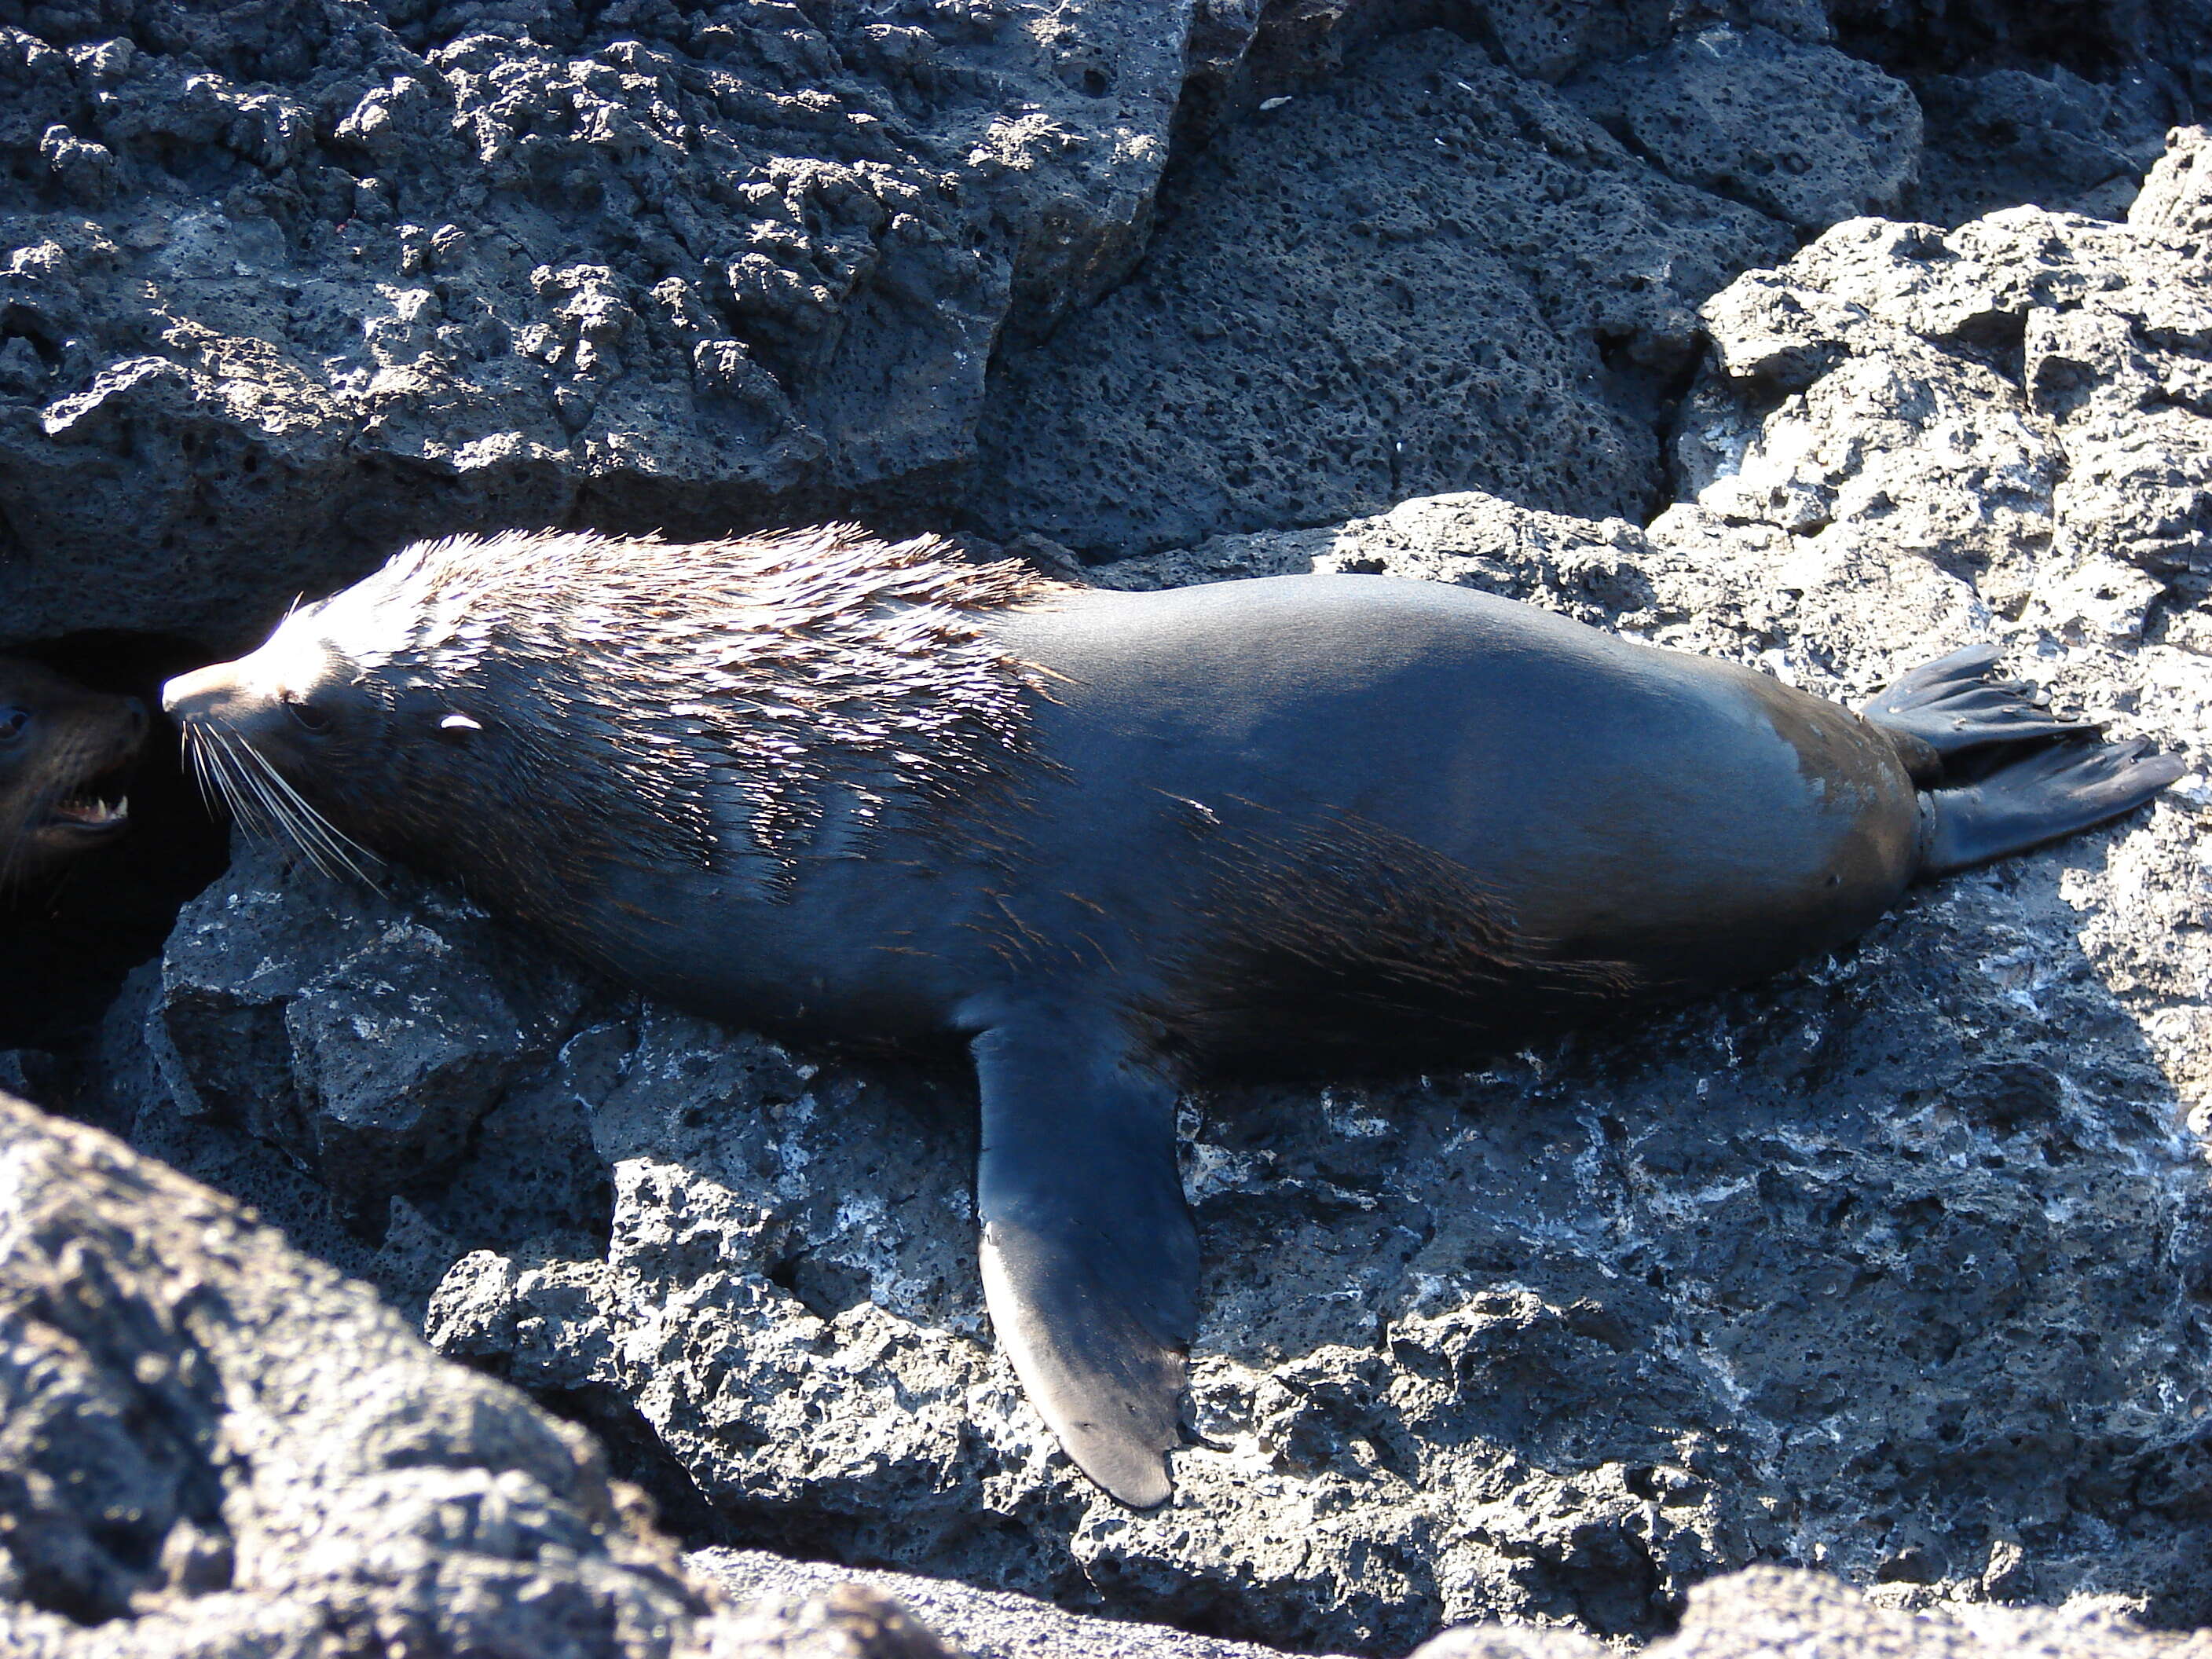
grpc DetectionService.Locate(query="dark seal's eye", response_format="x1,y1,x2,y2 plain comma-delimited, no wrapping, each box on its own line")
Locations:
281,691,333,735
0,707,27,742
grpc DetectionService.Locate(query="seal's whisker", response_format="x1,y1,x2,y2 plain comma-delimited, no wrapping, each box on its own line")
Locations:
189,727,244,824
206,729,280,843
242,759,309,854
220,754,271,842
192,727,224,811
181,725,223,817
262,769,379,884
233,733,380,883
223,733,314,848
207,731,258,825
225,736,306,854
257,757,378,883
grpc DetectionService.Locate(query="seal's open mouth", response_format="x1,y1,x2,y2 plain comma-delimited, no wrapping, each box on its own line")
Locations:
42,762,132,837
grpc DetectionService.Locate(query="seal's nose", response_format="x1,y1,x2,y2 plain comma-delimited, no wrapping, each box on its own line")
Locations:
162,664,238,724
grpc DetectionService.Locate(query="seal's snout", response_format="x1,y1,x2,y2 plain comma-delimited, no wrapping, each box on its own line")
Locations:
162,663,247,728
164,659,296,760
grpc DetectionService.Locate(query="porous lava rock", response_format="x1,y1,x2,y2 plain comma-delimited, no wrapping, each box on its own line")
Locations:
696,1549,1295,1659
1408,1566,2212,1659
0,0,1222,650
79,136,2212,1654
1826,0,2209,225
4,0,2195,646
1905,66,2172,226
967,27,1800,557
1561,24,1923,230
0,1088,1233,1657
967,0,2212,566
0,1088,712,1658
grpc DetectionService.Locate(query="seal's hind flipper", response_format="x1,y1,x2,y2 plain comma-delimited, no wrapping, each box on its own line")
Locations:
1921,735,2185,876
972,1010,1198,1507
1863,643,2099,759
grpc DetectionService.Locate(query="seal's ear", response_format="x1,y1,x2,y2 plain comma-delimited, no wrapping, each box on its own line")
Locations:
971,1007,1197,1507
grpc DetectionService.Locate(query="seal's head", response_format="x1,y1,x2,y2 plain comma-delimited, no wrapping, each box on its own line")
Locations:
0,657,146,888
163,526,1057,930
161,577,416,886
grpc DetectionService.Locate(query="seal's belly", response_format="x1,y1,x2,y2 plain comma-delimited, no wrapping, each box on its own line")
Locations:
994,579,1924,1057
581,851,1013,1044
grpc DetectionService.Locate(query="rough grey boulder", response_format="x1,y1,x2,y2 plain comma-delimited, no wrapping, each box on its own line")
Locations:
0,1089,710,1658
695,1548,1301,1659
2135,124,2212,244
709,1578,961,1659
1680,131,2212,646
1562,24,1923,230
145,848,590,1230
1411,1566,2212,1659
93,135,2212,1653
0,1088,1203,1658
0,0,1219,650
965,27,1796,558
1802,0,2212,227
4,0,2183,643
1907,68,2171,225
3,0,2199,637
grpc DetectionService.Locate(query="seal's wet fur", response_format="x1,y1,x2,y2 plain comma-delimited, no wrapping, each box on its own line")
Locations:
174,527,1056,961
167,526,2184,1504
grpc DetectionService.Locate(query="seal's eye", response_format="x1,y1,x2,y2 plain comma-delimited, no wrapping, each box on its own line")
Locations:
0,707,27,742
281,691,333,735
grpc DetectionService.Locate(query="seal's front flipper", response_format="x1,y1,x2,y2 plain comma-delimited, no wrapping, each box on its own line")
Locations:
972,1011,1197,1507
1862,643,2099,759
1921,735,2185,876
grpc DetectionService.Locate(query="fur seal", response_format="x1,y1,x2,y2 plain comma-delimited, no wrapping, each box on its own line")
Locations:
163,526,2185,1506
0,655,145,890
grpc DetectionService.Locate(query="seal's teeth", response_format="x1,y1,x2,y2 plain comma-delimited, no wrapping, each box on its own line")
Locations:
50,791,128,828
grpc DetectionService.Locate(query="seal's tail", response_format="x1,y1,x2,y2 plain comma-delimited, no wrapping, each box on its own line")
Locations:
1917,735,2185,875
1861,645,2186,876
1861,643,2099,756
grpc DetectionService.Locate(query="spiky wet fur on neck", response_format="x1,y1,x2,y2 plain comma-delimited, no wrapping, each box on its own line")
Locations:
274,526,1066,934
